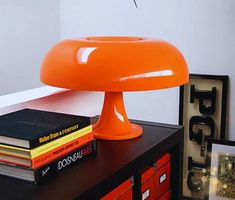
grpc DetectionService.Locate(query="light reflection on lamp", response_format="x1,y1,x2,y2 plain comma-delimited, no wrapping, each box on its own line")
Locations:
40,36,189,140
77,47,97,64
119,70,173,81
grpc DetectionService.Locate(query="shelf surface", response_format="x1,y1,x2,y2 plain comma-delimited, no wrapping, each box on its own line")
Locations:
0,120,183,200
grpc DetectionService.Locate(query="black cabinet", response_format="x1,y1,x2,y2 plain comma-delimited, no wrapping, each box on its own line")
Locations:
0,120,184,200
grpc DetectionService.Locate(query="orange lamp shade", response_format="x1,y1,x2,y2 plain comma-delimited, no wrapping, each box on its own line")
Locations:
41,36,188,140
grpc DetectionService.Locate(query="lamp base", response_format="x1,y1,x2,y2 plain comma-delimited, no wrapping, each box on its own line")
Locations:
93,123,142,140
93,92,143,140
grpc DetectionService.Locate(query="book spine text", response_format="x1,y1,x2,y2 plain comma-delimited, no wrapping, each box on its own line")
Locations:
32,131,93,169
34,140,96,183
31,118,90,148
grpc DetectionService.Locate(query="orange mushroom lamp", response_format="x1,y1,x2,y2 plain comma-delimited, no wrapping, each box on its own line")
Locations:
40,36,188,140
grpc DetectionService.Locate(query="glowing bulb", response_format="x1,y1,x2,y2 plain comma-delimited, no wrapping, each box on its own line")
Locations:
228,163,232,170
211,178,218,185
223,184,228,189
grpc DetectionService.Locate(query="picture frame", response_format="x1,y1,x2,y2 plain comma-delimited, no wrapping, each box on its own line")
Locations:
179,74,229,199
207,139,235,200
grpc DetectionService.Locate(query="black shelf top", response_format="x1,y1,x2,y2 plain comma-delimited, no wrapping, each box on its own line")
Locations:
0,121,183,200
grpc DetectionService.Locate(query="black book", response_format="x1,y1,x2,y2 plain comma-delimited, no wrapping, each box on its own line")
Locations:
0,109,91,149
0,139,96,183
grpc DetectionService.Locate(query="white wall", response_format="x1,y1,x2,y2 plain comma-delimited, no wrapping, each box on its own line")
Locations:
0,0,60,95
59,0,235,140
0,87,102,118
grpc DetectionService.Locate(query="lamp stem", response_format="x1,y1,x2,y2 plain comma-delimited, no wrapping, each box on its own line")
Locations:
93,92,142,140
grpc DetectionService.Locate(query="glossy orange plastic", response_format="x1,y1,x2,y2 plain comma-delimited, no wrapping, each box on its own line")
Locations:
93,92,142,140
40,36,189,140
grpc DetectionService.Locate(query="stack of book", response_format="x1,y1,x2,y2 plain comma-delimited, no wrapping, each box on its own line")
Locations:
0,109,96,183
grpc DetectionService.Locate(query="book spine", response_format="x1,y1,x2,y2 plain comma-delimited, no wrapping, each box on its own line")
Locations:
30,117,90,148
34,140,96,183
0,126,92,159
30,125,92,158
31,131,93,169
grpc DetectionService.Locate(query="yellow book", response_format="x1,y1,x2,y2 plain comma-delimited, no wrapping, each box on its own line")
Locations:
0,125,92,159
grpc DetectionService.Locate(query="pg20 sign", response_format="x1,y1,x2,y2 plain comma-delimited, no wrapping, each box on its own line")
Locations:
179,74,228,200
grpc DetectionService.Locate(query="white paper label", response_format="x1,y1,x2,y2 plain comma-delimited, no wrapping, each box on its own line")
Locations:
142,189,150,200
160,173,166,183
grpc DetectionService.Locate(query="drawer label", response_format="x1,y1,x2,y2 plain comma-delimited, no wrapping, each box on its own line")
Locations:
142,189,150,200
160,173,167,183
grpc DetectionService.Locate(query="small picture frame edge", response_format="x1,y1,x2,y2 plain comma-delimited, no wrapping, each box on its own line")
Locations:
206,138,235,200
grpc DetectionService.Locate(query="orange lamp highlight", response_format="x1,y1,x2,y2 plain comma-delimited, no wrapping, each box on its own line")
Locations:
40,36,189,140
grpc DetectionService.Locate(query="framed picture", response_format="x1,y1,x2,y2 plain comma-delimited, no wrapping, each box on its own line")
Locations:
179,74,229,199
207,139,235,200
